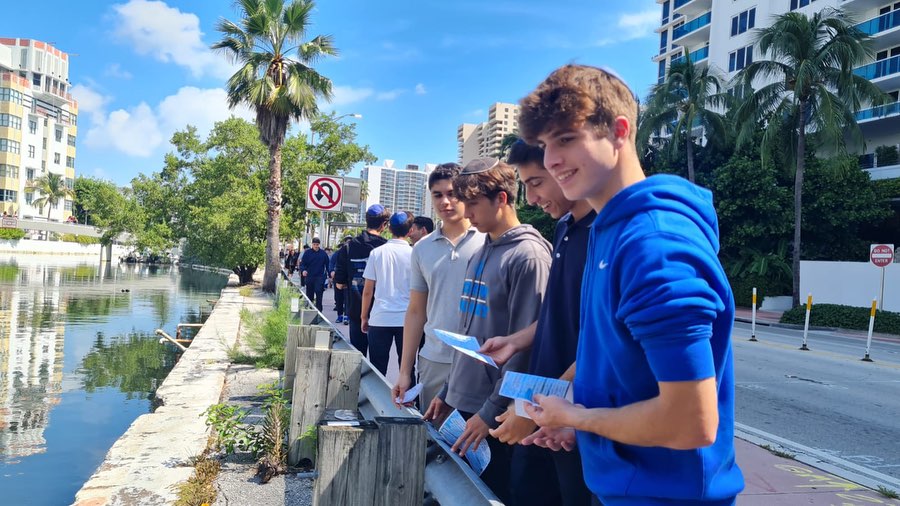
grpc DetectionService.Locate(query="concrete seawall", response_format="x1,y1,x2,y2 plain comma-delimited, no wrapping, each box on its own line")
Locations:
73,274,249,506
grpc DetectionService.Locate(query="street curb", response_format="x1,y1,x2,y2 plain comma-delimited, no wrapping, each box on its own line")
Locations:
735,422,900,493
734,317,840,332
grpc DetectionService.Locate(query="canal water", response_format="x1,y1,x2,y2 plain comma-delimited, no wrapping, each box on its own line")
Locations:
0,257,227,505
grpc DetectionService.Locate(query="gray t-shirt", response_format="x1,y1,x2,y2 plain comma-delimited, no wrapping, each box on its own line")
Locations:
409,226,485,363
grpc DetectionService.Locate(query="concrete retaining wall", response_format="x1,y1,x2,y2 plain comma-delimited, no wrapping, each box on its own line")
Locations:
0,239,128,257
801,260,900,312
73,274,249,506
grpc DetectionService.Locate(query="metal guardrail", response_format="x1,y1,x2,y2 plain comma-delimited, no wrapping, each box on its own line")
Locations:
280,271,502,505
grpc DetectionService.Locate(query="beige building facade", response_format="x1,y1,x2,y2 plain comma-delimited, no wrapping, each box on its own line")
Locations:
457,102,520,165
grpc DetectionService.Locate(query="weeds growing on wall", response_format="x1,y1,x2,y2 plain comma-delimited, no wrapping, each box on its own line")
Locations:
238,288,297,368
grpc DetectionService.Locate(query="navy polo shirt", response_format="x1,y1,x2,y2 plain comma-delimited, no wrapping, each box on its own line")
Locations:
529,209,596,378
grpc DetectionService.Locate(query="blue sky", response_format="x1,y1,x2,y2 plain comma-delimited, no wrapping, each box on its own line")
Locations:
1,0,660,185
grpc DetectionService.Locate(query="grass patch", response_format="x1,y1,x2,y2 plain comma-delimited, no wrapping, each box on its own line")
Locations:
877,486,899,499
760,444,796,460
173,446,220,506
0,228,26,240
239,288,297,369
238,285,253,297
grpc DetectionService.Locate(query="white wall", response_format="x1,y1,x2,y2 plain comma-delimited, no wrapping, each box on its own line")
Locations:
801,260,900,312
0,239,128,257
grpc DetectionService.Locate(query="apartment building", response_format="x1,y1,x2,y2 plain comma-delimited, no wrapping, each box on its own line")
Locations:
0,38,77,218
457,102,520,165
652,0,900,179
359,160,435,221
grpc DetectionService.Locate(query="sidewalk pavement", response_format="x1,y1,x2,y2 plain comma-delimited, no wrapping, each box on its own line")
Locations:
311,285,899,504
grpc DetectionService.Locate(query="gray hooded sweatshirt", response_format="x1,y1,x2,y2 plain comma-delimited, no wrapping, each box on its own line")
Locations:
442,224,551,428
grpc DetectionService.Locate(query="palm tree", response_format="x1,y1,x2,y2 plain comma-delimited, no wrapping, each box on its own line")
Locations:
638,51,727,182
495,132,520,160
733,8,887,307
212,0,337,293
26,172,74,223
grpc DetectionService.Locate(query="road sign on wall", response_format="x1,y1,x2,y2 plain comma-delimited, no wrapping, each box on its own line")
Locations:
306,175,344,211
871,244,895,268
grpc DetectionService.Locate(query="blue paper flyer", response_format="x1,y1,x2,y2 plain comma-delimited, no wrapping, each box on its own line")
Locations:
500,371,571,419
438,410,491,475
433,329,498,368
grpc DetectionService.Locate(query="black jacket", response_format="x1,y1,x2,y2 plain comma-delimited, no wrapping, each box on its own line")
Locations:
333,231,387,321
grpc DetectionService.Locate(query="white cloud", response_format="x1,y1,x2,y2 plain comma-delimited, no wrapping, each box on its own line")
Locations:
415,83,427,95
82,86,254,158
330,85,375,107
596,8,659,47
111,0,232,79
376,89,405,101
104,63,133,79
70,85,112,123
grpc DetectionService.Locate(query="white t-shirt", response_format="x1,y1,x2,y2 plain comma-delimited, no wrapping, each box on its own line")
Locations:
362,238,412,327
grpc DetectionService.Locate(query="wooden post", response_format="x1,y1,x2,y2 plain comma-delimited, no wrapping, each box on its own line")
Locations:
325,350,361,410
283,325,302,395
288,348,331,466
313,420,379,506
373,417,426,506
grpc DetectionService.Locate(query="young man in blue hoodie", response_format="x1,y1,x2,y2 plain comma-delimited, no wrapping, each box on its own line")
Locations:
517,64,744,505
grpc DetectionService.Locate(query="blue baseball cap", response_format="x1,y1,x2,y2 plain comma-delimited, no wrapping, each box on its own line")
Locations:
366,204,386,217
390,211,411,228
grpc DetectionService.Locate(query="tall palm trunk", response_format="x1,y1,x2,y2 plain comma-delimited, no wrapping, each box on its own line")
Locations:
686,135,696,182
262,142,283,292
792,100,807,308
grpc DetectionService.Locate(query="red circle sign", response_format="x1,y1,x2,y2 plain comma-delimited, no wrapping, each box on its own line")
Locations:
308,177,342,210
871,244,894,267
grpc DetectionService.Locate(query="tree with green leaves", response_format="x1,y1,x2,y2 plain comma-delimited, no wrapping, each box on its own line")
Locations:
734,8,888,306
638,53,727,182
25,172,74,222
213,0,337,293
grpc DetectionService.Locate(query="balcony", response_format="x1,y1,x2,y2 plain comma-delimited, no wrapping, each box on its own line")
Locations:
673,12,711,46
841,0,889,11
674,0,712,17
856,101,900,122
856,11,900,51
854,55,900,89
671,46,709,66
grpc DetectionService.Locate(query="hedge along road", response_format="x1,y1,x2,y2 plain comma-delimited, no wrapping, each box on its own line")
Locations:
731,322,900,482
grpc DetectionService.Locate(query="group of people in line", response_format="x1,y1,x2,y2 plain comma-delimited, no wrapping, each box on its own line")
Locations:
290,65,746,506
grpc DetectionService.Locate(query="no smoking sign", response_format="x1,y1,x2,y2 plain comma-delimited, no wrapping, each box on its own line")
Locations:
306,175,344,211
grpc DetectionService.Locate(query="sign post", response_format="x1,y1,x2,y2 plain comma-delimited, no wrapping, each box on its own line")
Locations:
307,175,344,248
870,244,894,311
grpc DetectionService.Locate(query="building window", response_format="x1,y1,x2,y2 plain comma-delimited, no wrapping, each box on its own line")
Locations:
28,145,35,158
731,8,756,36
0,189,17,202
0,88,23,105
25,191,33,204
0,164,19,178
66,156,75,168
54,153,60,164
55,128,63,142
29,119,37,134
26,168,35,180
790,0,818,10
42,138,47,149
64,200,73,211
67,134,76,147
65,177,74,189
0,114,22,130
0,139,21,154
662,0,670,24
660,31,669,54
729,45,754,72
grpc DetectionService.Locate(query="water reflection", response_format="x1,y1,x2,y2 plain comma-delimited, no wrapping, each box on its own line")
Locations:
0,257,226,504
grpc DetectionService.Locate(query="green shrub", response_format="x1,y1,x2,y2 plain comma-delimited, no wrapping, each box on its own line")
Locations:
59,233,100,245
728,273,791,308
0,228,25,240
780,303,900,335
239,288,297,368
876,145,900,167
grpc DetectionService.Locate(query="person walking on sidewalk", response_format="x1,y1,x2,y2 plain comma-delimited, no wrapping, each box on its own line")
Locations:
517,64,744,505
391,163,484,411
360,211,415,376
333,205,389,356
299,238,329,311
330,236,351,324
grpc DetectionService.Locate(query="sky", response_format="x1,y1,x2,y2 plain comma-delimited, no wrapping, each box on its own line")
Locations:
0,0,660,186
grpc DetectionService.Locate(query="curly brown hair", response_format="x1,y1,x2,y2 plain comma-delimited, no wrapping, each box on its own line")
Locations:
518,64,638,145
452,159,518,205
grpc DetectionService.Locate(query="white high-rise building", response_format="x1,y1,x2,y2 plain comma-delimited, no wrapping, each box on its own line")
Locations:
360,160,435,221
0,37,78,218
457,102,520,165
652,0,900,179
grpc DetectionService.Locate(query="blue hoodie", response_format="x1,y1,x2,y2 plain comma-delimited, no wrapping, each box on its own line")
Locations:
576,175,743,505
